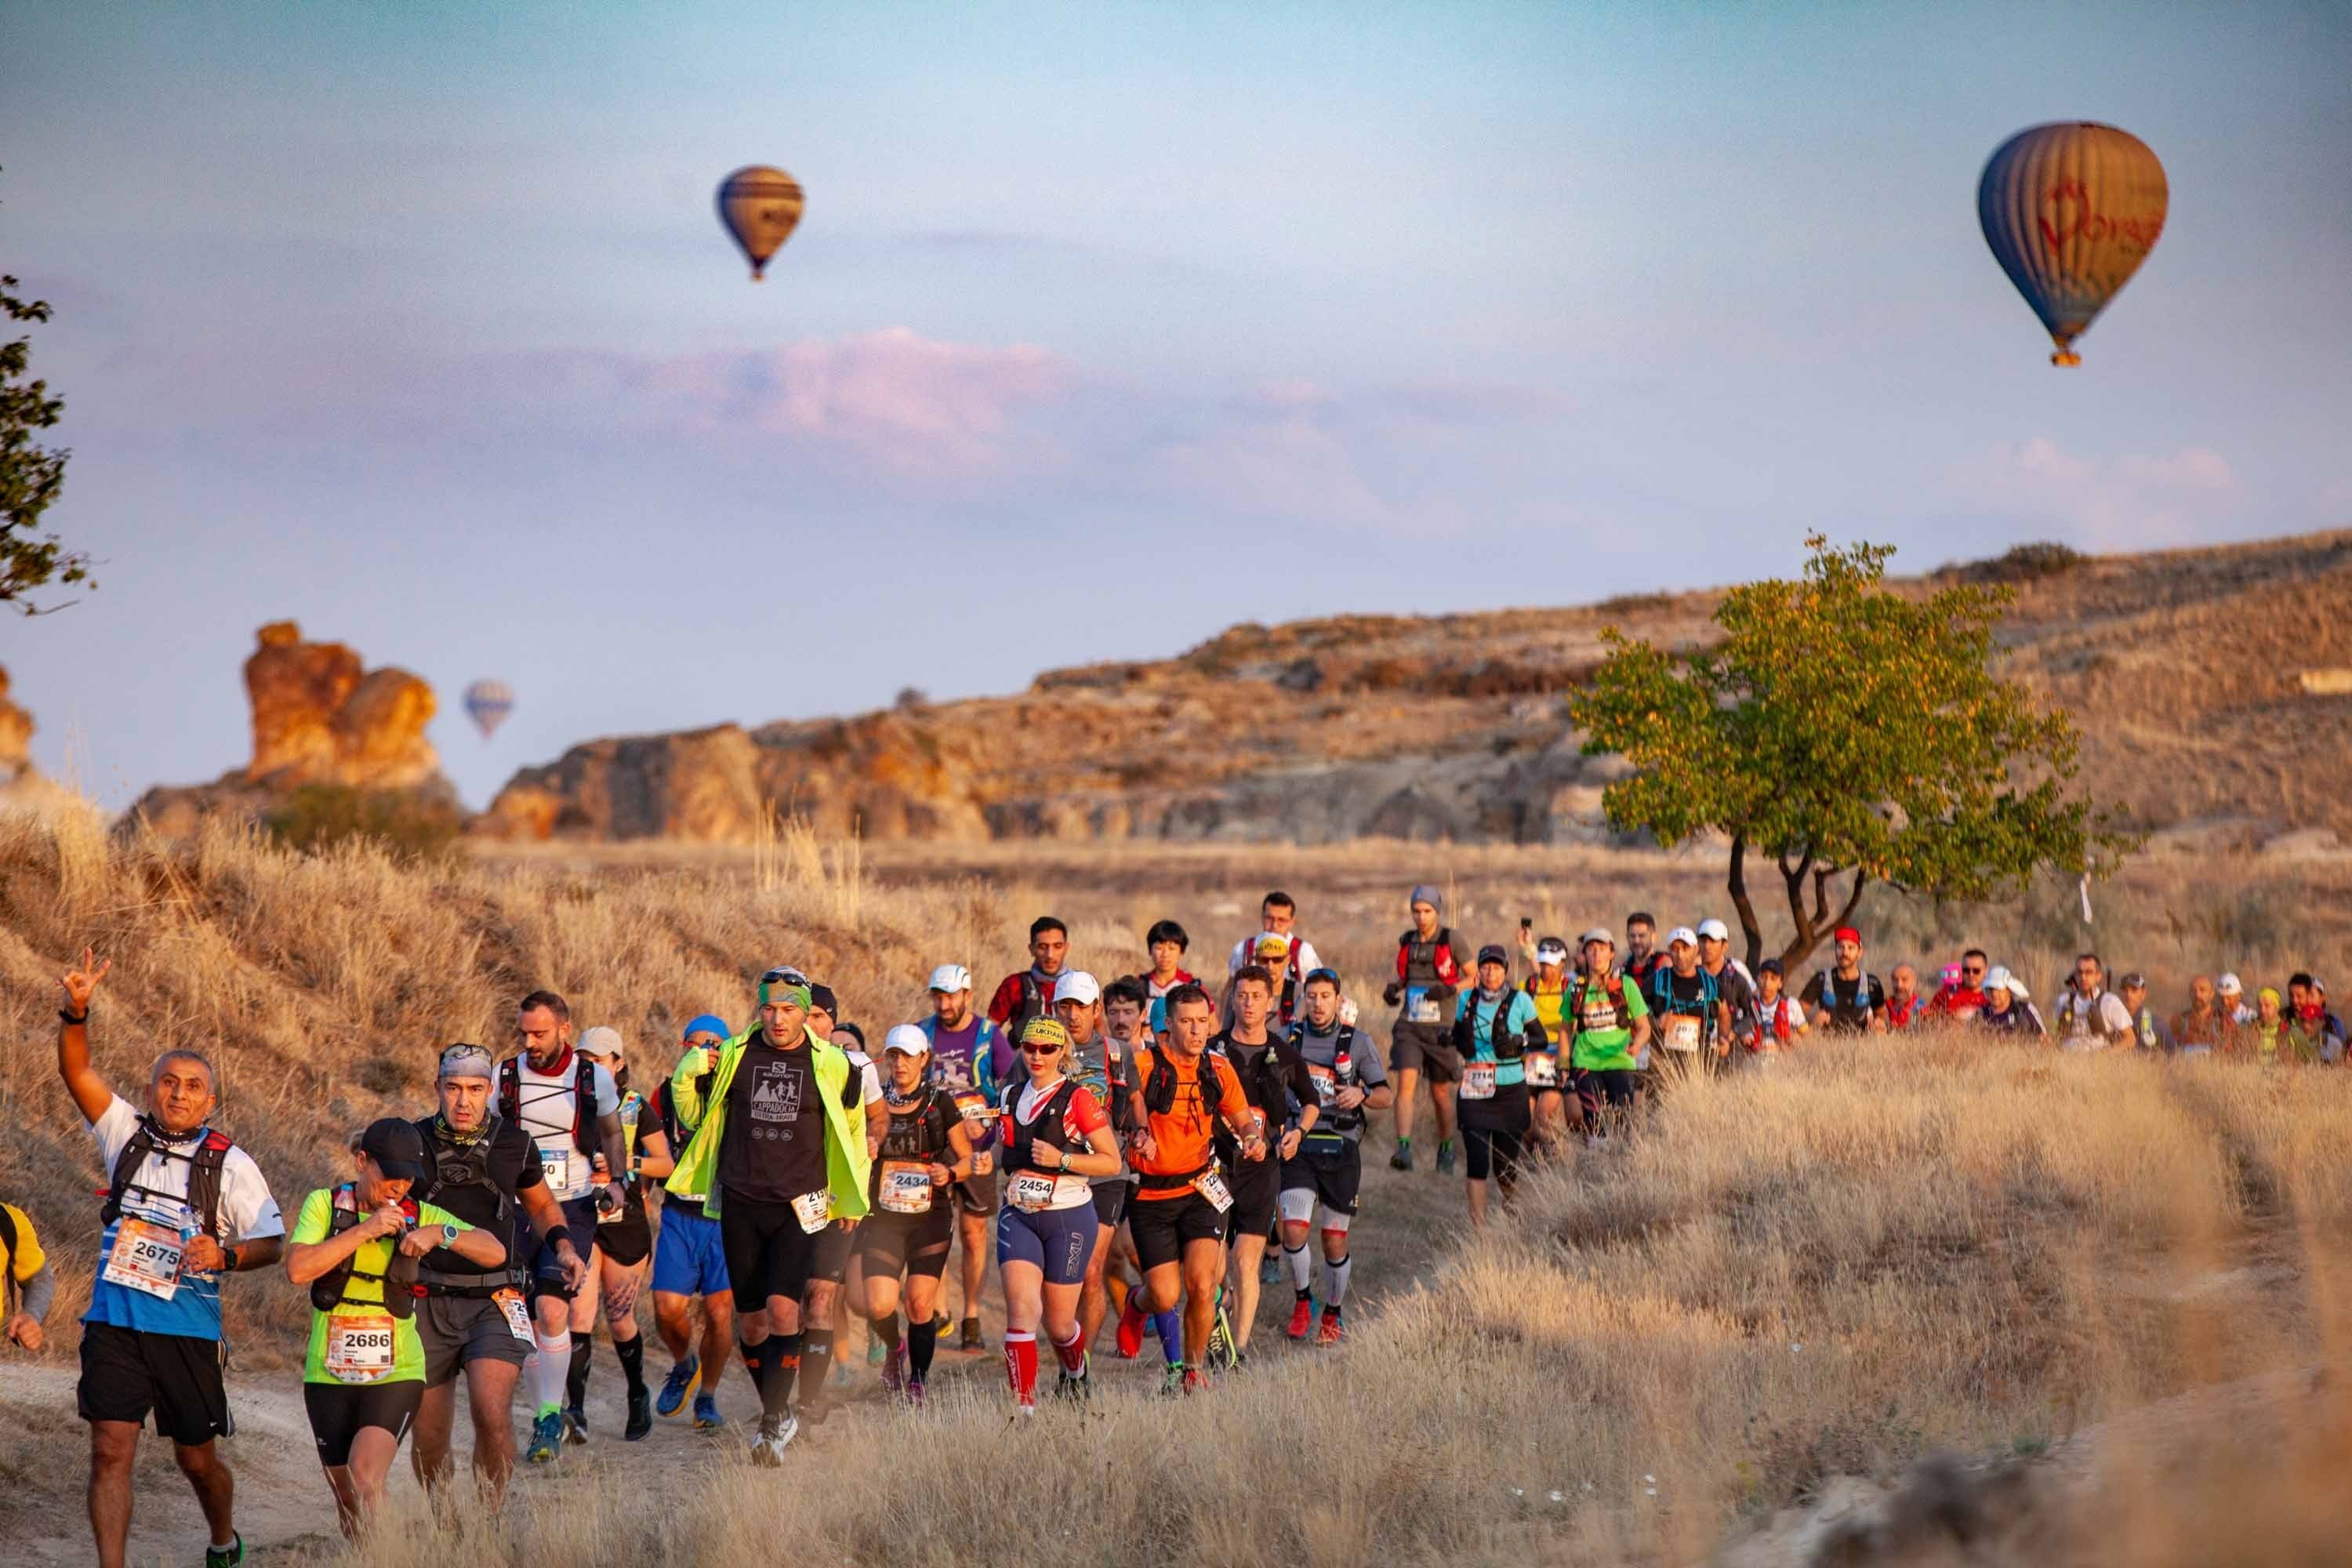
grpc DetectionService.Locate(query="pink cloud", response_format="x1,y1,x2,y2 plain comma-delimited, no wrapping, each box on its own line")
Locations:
1951,437,2245,547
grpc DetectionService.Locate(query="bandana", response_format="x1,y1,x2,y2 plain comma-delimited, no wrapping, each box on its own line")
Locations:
758,976,813,1010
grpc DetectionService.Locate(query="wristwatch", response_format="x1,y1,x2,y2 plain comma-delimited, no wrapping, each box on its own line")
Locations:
440,1222,459,1247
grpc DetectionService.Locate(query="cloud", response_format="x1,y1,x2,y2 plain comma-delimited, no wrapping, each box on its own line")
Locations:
1950,437,2245,548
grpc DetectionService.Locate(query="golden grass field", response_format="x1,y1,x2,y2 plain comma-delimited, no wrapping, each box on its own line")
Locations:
3,807,2350,1564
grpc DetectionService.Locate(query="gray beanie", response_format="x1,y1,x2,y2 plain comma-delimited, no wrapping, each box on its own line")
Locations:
1409,884,1442,911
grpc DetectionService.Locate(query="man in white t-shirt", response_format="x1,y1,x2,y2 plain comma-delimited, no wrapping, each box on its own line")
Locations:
2056,953,2135,1051
56,948,285,1568
1224,891,1323,1029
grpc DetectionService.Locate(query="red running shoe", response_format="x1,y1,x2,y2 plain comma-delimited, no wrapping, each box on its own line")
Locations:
1285,1296,1314,1341
1316,1310,1345,1345
1115,1299,1145,1359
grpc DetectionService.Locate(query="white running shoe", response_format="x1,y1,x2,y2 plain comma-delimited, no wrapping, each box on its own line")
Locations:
751,1413,799,1465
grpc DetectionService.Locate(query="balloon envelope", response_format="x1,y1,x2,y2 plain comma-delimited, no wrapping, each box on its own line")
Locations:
717,165,805,281
463,680,514,739
1978,122,2167,365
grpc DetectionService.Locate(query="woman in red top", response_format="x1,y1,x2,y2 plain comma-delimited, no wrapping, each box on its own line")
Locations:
994,1018,1120,1412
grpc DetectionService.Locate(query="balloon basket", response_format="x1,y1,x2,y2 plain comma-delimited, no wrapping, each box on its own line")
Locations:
2049,350,2081,367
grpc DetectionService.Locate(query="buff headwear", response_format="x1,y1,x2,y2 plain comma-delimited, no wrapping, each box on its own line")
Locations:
758,966,813,1010
2259,986,2281,1007
437,1043,497,1082
1018,1017,1071,1049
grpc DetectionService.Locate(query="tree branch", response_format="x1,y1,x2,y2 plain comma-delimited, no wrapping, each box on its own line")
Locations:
1832,870,1870,932
1810,865,1832,928
1728,833,1766,972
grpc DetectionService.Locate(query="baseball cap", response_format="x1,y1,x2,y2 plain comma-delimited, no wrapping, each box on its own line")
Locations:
1475,943,1510,967
806,984,839,1017
1758,958,1783,975
1253,933,1291,960
1696,918,1730,942
1055,971,1102,1006
927,964,972,994
1303,967,1342,988
437,1043,495,1082
1833,925,1862,945
2118,971,2147,990
1665,926,1698,949
1580,927,1614,949
577,1025,625,1061
883,1023,930,1056
360,1116,428,1185
1534,937,1569,964
2216,973,2243,995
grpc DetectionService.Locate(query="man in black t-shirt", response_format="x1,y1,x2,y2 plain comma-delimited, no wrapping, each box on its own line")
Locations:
408,1044,586,1508
1800,927,1889,1033
1207,966,1318,1368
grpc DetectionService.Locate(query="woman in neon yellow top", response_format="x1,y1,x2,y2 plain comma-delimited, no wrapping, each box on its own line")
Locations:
285,1118,504,1540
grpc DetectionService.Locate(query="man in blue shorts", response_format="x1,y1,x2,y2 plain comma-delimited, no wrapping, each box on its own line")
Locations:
648,1015,733,1430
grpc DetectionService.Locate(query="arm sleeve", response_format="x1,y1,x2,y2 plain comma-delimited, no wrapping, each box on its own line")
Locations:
668,1052,710,1129
18,1260,55,1321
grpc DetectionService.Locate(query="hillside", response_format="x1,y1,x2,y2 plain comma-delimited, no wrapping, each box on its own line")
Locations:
475,530,2352,850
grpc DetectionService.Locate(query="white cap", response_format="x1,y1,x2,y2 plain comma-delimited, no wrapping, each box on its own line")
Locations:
927,964,972,994
1666,926,1698,949
1696,918,1730,942
1580,927,1614,949
883,1023,930,1056
1054,971,1102,1007
1534,937,1570,963
1985,967,2029,1000
1251,932,1291,960
2216,972,2242,994
577,1025,626,1060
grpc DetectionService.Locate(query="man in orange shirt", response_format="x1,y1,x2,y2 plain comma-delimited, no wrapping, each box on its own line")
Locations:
1125,985,1267,1394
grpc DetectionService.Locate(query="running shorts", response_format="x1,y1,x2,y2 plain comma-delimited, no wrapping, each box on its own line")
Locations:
953,1163,999,1218
1462,1126,1526,1185
416,1293,533,1387
1223,1152,1279,1241
529,1196,600,1301
854,1207,956,1282
995,1203,1096,1287
78,1321,232,1446
1090,1180,1127,1229
1279,1139,1363,1218
594,1199,652,1269
719,1195,848,1312
1127,1191,1228,1272
651,1207,731,1298
1388,1022,1463,1084
303,1379,423,1468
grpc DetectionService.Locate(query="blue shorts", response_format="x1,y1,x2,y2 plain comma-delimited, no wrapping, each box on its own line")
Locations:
651,1206,731,1298
996,1202,1097,1287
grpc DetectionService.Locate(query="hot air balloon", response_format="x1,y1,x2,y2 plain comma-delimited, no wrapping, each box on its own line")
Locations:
463,680,514,739
1978,122,2167,365
717,165,805,281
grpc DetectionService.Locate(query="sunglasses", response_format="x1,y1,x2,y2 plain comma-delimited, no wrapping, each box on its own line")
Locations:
760,967,810,987
1962,966,1986,978
1018,1044,1062,1056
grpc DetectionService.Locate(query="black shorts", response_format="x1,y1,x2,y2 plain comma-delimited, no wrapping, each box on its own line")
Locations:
1128,1191,1228,1272
1389,1022,1463,1083
853,1206,956,1282
1279,1139,1363,1216
720,1196,851,1312
78,1322,233,1446
528,1196,601,1301
1090,1181,1127,1228
1462,1126,1526,1185
1457,1083,1530,1137
303,1380,423,1468
1222,1155,1279,1241
953,1163,999,1218
593,1200,652,1269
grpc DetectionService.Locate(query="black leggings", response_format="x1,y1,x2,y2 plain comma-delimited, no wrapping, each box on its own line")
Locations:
1572,1069,1638,1123
1461,1127,1523,1185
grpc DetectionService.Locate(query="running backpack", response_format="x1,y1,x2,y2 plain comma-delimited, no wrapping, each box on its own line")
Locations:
1453,995,1534,1062
1000,1078,1082,1175
102,1120,233,1238
497,1054,600,1156
1395,929,1462,989
1568,976,1632,1036
309,1185,423,1319
1647,967,1721,1041
412,1115,517,1240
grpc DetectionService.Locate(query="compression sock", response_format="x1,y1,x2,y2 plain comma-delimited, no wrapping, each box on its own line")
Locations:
533,1331,572,1416
907,1316,939,1381
759,1333,801,1421
1153,1308,1182,1365
1322,1252,1352,1308
876,1312,903,1351
798,1330,836,1404
1051,1324,1087,1374
741,1340,767,1392
1004,1330,1040,1405
1284,1241,1312,1293
566,1330,593,1412
613,1332,645,1397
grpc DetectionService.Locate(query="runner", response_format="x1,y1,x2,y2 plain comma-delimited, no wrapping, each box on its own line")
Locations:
1566,930,1650,1138
284,1119,504,1540
1450,946,1544,1228
1280,968,1392,1344
1382,885,1471,1174
1622,913,1668,994
1977,967,2048,1037
1051,971,1139,1358
2169,976,2227,1057
2,1193,55,1352
1142,920,1197,1036
1646,927,1735,1076
857,1025,973,1406
498,991,629,1465
1928,950,1992,1022
915,963,1004,1353
1520,937,1573,1152
1885,964,1929,1029
1694,920,1759,1051
1800,927,1889,1033
56,948,285,1568
2115,973,2172,1051
1207,965,1318,1368
2055,954,2133,1050
1747,960,1809,1057
664,967,879,1465
408,1043,586,1506
1225,891,1323,1029
1127,985,1265,1393
573,1027,673,1440
995,1018,1122,1410
1104,976,1172,1362
649,1015,735,1431
989,916,1075,1044
801,994,878,1387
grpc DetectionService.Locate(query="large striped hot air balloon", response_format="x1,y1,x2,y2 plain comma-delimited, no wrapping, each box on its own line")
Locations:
463,680,514,739
1978,123,2168,366
716,165,805,281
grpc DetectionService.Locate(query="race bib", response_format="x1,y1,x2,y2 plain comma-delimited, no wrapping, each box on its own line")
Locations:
953,1090,993,1129
325,1311,398,1384
1008,1172,1058,1213
879,1160,935,1215
791,1190,832,1234
1524,1052,1559,1088
1405,985,1439,1025
2179,1044,2213,1059
1579,1000,1621,1032
1459,1062,1497,1101
968,1148,995,1177
103,1217,187,1300
539,1143,576,1198
492,1288,534,1341
1192,1168,1233,1212
1665,1016,1701,1052
1307,1063,1338,1105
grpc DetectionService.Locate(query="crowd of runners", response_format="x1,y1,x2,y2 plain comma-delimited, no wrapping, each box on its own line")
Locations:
12,885,2347,1563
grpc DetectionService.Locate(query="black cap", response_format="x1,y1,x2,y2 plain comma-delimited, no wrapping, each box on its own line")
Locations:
360,1117,428,1184
1476,943,1510,967
807,983,840,1016
1758,958,1784,975
832,1020,866,1050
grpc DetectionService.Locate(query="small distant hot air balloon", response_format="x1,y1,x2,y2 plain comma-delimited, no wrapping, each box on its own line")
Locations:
717,165,805,281
1978,122,2168,366
463,680,514,740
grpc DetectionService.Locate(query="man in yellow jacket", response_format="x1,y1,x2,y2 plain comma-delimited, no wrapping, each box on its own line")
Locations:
666,967,880,1465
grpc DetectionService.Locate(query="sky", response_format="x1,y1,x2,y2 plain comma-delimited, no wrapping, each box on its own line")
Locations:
5,2,2348,808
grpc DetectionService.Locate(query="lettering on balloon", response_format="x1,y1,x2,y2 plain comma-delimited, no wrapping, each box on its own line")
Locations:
2036,180,2165,253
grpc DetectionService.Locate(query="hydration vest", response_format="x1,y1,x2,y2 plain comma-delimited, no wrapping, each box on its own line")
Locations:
1299,1025,1370,1138
1455,993,1534,1062
102,1120,233,1238
310,1185,423,1319
1648,967,1722,1043
877,1087,955,1163
412,1116,521,1295
1395,928,1461,989
1568,975,1632,1036
498,1054,600,1156
1000,1078,1083,1176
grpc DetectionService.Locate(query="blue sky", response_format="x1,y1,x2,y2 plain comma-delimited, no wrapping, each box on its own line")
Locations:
5,2,2347,808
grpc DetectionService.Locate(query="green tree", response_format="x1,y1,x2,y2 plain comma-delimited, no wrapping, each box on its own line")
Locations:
1569,535,2136,973
2,176,89,615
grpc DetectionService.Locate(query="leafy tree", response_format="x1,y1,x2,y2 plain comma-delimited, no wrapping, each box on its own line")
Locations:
2,173,89,615
1570,535,2136,973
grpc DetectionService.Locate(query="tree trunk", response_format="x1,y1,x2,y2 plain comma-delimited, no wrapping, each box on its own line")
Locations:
1727,833,1766,972
1774,863,1871,974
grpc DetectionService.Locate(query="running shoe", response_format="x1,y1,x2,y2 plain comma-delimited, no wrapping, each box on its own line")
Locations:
1054,1355,1092,1401
906,1377,927,1409
526,1410,564,1465
1206,1303,1236,1371
1181,1367,1211,1396
1286,1295,1314,1341
1115,1299,1146,1359
1390,1140,1414,1171
882,1339,907,1396
563,1402,588,1446
1014,1401,1036,1419
751,1413,797,1466
625,1385,652,1442
829,1356,855,1389
692,1393,724,1430
1260,1250,1283,1286
1160,1363,1187,1398
1434,1140,1457,1176
960,1316,983,1352
655,1353,700,1417
1316,1309,1345,1346
204,1535,245,1568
